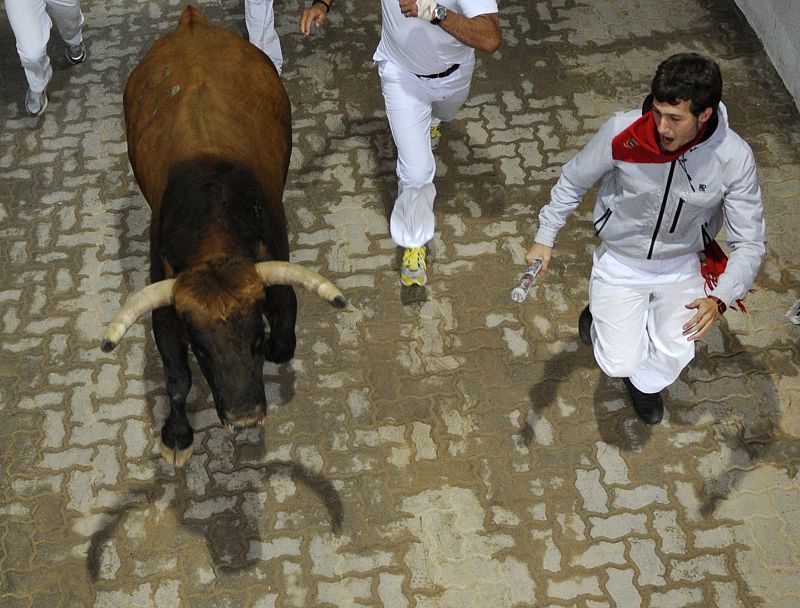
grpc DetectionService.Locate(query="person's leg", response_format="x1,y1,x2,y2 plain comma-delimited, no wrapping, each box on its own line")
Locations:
591,250,703,423
428,60,473,148
630,267,705,394
589,251,666,423
378,60,437,250
244,0,283,74
44,0,84,46
588,255,651,381
7,0,53,96
430,61,474,123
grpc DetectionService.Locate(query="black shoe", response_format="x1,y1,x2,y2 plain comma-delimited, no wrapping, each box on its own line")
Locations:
622,378,664,425
66,41,86,64
578,305,592,345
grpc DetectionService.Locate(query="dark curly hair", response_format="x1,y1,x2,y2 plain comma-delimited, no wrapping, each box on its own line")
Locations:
651,53,722,116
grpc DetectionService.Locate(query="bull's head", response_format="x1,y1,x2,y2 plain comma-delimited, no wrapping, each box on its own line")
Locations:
101,260,346,430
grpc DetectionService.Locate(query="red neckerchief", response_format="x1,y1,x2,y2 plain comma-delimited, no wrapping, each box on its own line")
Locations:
612,110,708,163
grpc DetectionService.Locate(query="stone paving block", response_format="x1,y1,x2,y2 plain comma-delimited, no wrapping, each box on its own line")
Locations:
547,575,602,600
588,513,647,539
629,538,666,587
570,541,625,568
575,468,609,513
612,484,669,510
605,567,642,608
649,586,705,608
670,553,729,582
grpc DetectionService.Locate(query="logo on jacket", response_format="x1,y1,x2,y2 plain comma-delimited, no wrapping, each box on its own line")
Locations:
624,138,638,148
699,184,707,191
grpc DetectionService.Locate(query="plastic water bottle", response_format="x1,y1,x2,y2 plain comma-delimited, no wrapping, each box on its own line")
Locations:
511,259,543,303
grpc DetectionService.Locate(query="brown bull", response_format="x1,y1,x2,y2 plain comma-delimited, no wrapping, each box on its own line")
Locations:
102,6,345,466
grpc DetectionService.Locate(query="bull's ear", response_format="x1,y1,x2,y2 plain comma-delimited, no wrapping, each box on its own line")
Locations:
101,280,176,351
255,261,346,308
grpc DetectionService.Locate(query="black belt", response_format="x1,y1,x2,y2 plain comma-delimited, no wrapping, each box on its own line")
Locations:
415,64,459,79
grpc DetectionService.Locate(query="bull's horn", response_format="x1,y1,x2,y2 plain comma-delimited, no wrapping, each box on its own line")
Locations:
255,261,347,309
101,280,176,352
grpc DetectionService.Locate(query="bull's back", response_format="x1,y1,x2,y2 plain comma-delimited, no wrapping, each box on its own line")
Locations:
124,5,290,208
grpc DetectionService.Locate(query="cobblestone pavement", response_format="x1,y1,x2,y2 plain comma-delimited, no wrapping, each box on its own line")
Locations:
2,0,800,606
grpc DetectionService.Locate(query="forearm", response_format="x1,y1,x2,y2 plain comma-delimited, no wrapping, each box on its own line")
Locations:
711,240,765,305
438,12,500,54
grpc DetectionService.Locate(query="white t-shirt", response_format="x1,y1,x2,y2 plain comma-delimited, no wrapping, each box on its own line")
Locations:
373,0,499,76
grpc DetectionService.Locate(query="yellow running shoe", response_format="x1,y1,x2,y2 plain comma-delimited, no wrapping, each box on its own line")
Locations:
429,123,442,149
401,246,427,286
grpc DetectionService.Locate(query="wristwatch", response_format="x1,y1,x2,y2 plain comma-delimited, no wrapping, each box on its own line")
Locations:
430,4,448,25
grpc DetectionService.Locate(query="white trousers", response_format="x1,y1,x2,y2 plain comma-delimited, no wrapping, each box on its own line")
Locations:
588,245,705,394
377,57,474,248
6,0,84,94
244,0,282,74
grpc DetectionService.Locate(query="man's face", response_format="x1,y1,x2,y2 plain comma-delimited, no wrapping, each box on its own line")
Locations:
652,99,712,152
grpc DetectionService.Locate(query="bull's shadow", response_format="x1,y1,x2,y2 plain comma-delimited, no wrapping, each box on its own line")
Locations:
86,442,344,581
87,306,343,578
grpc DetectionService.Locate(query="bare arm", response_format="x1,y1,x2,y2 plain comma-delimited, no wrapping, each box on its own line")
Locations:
439,12,500,54
399,0,501,53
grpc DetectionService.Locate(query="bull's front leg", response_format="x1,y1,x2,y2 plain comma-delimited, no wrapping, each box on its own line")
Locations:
152,306,194,466
263,285,297,363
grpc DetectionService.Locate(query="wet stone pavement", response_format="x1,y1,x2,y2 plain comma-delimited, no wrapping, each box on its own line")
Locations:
1,0,800,606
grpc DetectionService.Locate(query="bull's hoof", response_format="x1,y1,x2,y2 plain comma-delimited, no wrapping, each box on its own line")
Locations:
159,441,194,467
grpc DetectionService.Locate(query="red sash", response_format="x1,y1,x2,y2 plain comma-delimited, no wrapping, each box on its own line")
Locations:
700,227,751,313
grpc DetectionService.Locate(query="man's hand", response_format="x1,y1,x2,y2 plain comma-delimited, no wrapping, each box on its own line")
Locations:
300,3,329,37
399,0,435,20
525,242,553,278
683,297,721,341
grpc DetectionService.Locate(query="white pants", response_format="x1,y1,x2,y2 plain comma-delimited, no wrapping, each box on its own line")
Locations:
244,0,282,74
588,245,705,394
6,0,84,94
377,57,474,248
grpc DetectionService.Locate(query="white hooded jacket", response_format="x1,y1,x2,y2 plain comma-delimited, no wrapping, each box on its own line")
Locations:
535,101,766,307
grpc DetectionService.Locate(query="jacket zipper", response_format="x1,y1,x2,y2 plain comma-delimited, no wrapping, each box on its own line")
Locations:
647,160,676,259
669,198,685,233
594,208,612,234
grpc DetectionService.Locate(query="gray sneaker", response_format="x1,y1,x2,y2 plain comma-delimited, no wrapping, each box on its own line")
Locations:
25,89,48,117
66,41,86,64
